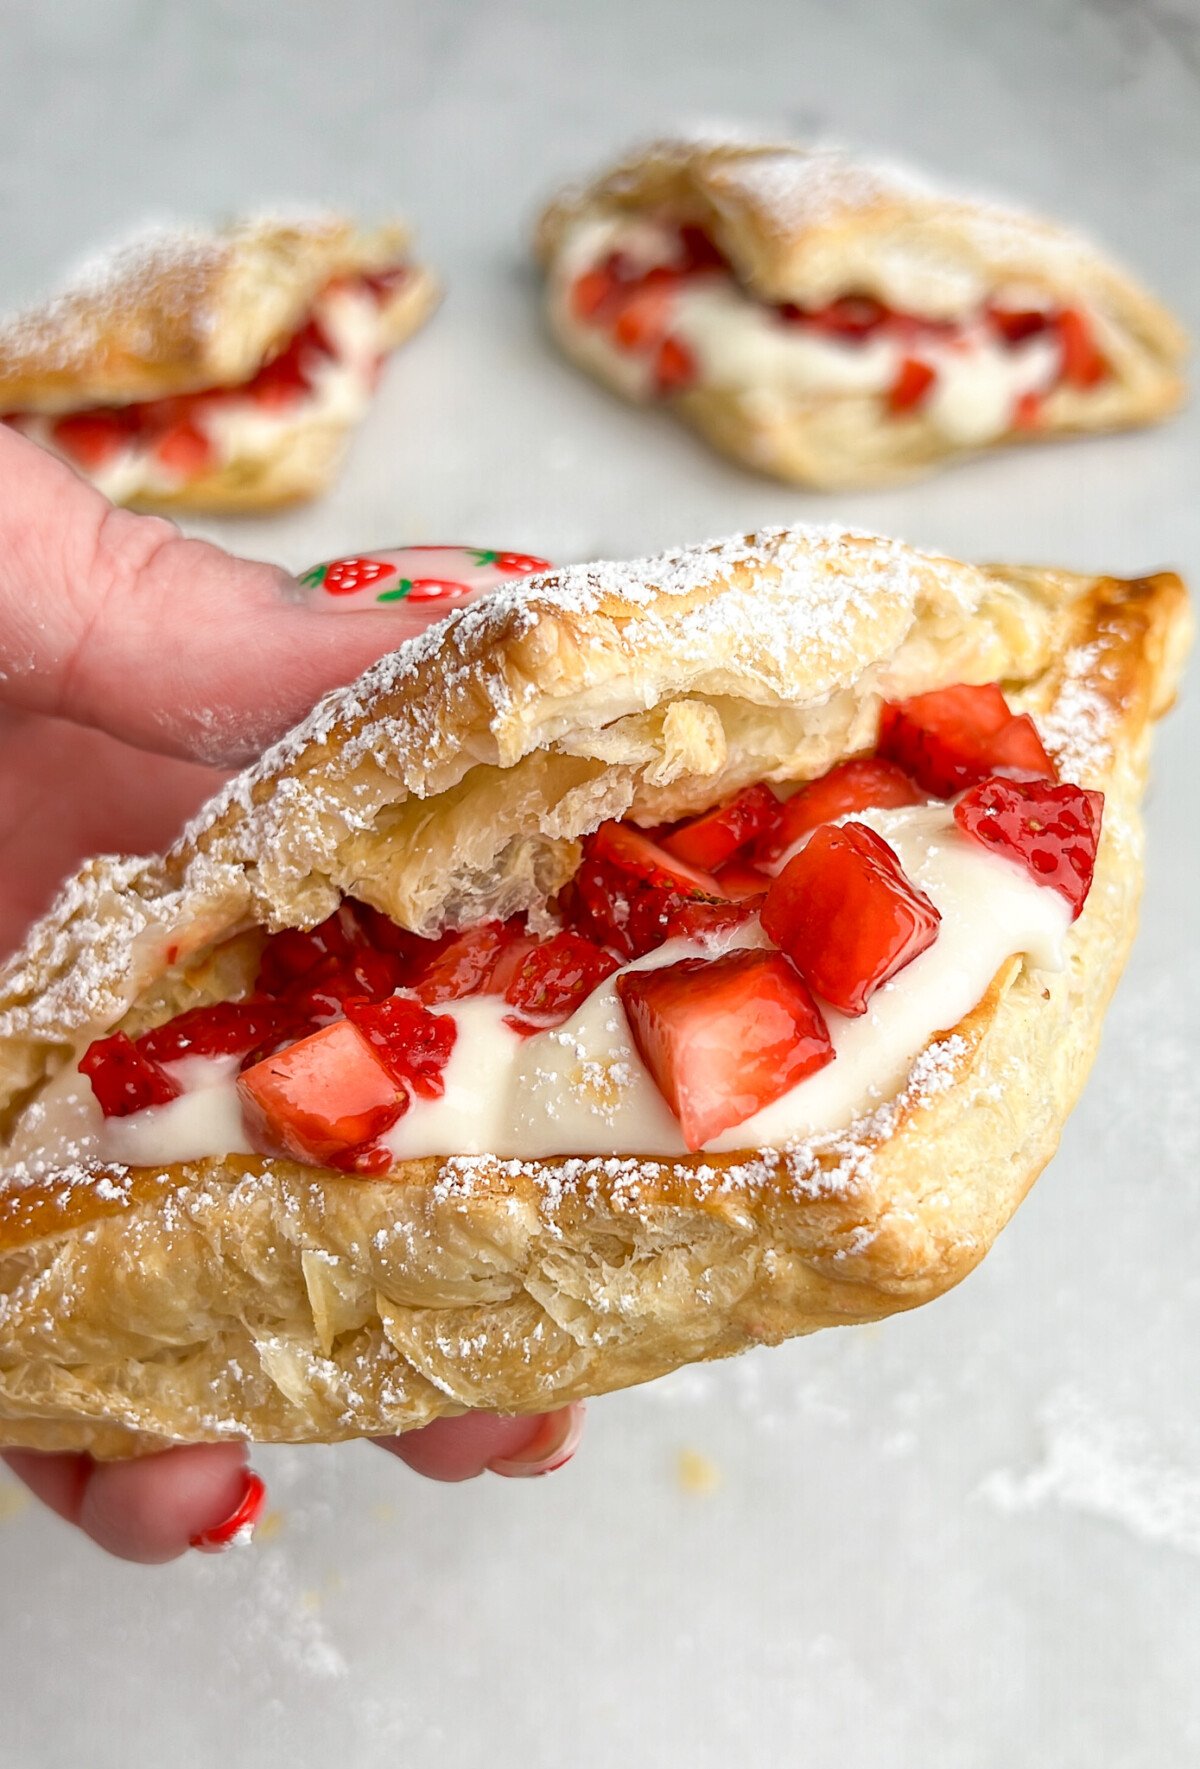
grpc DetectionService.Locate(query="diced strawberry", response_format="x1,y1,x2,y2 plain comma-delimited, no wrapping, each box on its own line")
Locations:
80,1031,181,1118
153,420,213,477
1057,308,1106,389
570,267,618,323
617,950,833,1149
756,758,925,866
501,932,618,1032
137,1001,301,1063
588,822,723,898
988,305,1052,346
237,1019,404,1167
349,901,438,963
257,912,356,996
51,409,134,470
810,294,891,340
878,683,1056,797
762,822,941,1016
954,776,1104,919
889,357,937,413
678,223,726,271
612,283,676,351
662,898,762,941
1013,390,1043,430
409,921,518,1005
655,335,697,395
662,784,783,871
712,859,772,902
343,995,457,1098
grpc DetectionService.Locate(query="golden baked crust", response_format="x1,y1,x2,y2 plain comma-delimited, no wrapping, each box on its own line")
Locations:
536,139,1188,488
0,214,440,512
0,528,1189,1455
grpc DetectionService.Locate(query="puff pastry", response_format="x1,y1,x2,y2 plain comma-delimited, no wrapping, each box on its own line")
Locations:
0,527,1189,1457
0,214,439,511
535,140,1188,487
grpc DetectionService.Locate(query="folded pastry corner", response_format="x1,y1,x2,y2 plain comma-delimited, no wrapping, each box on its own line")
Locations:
535,139,1188,487
0,213,440,511
0,527,1189,1455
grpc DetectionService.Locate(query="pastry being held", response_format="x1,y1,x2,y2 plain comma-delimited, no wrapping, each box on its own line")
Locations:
0,213,439,511
535,138,1187,487
0,524,1188,1457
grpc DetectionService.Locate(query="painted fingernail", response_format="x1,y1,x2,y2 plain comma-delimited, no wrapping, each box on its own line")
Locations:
487,1404,585,1479
189,1470,267,1553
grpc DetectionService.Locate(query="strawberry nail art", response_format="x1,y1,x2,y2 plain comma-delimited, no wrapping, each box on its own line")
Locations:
299,547,552,635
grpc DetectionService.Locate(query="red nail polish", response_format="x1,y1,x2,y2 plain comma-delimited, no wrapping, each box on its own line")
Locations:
487,1404,585,1479
189,1470,266,1553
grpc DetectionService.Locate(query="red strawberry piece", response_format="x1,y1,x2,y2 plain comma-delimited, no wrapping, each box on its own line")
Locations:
588,821,724,898
80,1031,181,1118
51,409,135,470
678,223,726,271
320,556,396,596
1056,308,1106,389
662,784,783,871
617,950,833,1149
1013,390,1044,430
762,822,941,1016
349,901,439,964
655,335,697,395
500,932,618,1032
344,995,457,1098
878,682,1056,798
755,758,924,866
612,283,676,352
571,267,619,323
988,305,1052,346
410,921,517,1005
889,357,937,413
811,294,891,341
954,777,1104,918
237,1019,405,1167
491,552,551,574
712,859,772,902
663,897,762,941
153,420,213,477
136,1001,300,1063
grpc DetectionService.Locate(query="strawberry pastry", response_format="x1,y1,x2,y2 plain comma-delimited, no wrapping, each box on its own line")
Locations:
536,139,1186,487
0,527,1188,1455
0,214,439,511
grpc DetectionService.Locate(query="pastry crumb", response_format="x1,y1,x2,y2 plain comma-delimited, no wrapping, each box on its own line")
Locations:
255,1509,285,1543
676,1447,722,1495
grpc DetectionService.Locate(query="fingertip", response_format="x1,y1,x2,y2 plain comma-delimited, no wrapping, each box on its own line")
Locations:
79,1443,254,1565
375,1406,585,1483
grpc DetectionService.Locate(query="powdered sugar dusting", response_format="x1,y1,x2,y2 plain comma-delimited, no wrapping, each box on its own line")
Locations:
1038,642,1118,781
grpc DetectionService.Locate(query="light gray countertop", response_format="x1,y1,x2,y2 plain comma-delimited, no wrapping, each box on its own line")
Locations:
1,3,1198,1764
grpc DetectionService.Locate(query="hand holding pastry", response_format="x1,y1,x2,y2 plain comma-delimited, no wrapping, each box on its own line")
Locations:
0,424,581,1560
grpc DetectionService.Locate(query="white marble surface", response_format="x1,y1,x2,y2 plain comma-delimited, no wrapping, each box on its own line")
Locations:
1,3,1198,1765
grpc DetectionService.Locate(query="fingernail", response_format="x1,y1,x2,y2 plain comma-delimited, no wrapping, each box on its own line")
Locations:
189,1470,267,1553
487,1404,585,1479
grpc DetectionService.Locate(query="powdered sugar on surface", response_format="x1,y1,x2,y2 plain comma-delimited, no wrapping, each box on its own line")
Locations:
979,1387,1200,1560
1037,641,1118,781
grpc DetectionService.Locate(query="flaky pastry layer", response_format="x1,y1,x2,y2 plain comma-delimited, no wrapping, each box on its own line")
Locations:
0,528,1189,1454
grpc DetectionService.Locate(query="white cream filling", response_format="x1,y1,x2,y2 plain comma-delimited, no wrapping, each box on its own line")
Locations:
22,804,1072,1174
17,281,387,499
551,217,1065,447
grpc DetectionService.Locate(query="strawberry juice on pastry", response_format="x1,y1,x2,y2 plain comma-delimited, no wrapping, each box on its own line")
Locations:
19,683,1103,1174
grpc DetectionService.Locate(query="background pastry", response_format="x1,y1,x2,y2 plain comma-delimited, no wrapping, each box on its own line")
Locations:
0,526,1187,1457
536,139,1187,487
0,213,439,511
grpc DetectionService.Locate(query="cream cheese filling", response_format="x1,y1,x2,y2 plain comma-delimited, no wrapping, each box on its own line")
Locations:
14,805,1072,1176
551,217,1066,447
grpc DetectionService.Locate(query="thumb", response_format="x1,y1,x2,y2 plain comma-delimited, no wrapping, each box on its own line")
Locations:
0,425,420,765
